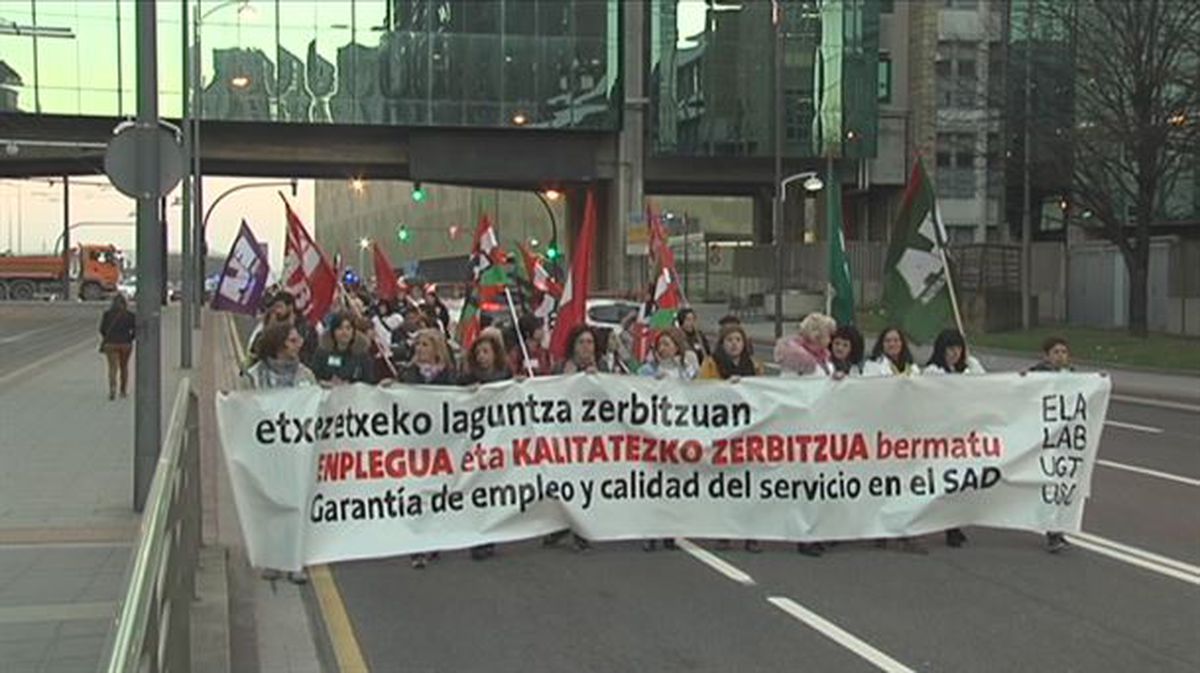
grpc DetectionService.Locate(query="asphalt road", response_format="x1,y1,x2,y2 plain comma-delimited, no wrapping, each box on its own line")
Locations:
316,346,1199,672
0,303,101,379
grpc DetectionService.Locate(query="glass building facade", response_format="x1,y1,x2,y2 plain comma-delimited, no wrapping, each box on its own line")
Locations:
649,0,879,159
0,0,621,130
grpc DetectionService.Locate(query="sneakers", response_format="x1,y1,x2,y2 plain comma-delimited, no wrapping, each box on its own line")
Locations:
642,539,658,552
945,528,968,548
260,568,282,581
469,544,495,561
542,530,569,547
744,540,762,554
287,570,308,585
411,554,427,569
1046,532,1070,553
572,535,591,552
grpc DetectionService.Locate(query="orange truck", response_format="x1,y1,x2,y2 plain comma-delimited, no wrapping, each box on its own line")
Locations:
0,244,123,301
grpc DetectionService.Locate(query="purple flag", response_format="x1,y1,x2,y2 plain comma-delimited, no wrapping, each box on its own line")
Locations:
211,221,269,315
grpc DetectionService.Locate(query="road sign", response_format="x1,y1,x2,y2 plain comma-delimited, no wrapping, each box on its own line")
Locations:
104,122,184,199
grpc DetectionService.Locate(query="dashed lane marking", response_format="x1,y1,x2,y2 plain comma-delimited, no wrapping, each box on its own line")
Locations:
766,597,916,673
1104,420,1165,434
676,538,757,585
1096,459,1200,487
1069,532,1200,586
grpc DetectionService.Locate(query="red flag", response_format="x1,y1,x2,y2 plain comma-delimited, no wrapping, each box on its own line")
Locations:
280,195,336,326
468,213,509,301
549,189,598,361
372,242,399,302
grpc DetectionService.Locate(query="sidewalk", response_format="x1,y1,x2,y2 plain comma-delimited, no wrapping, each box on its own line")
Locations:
0,306,186,673
692,302,1200,406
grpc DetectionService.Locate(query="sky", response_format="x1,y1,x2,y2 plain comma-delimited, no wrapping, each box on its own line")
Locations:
0,176,314,274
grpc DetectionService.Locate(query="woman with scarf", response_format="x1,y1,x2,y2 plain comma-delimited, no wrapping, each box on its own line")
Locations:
242,321,315,585
636,328,697,552
924,328,986,548
700,324,764,552
458,328,511,560
395,328,456,569
774,313,836,378
312,312,377,385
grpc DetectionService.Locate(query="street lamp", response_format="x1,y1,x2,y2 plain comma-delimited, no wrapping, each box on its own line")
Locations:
773,170,825,338
351,178,366,194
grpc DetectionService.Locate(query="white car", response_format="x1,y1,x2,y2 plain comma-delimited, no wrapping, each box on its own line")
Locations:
117,277,136,299
585,298,642,332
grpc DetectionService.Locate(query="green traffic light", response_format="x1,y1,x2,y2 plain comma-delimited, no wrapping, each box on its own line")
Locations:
412,182,426,203
546,245,559,260
398,226,411,242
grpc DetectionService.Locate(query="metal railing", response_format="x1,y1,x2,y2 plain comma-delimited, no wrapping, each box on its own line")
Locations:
100,379,201,673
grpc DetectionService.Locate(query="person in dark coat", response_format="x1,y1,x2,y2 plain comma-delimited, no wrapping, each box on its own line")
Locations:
99,294,136,400
312,312,377,385
1028,335,1074,554
458,328,511,561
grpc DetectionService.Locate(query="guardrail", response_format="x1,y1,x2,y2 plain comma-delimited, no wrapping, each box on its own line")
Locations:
100,378,201,673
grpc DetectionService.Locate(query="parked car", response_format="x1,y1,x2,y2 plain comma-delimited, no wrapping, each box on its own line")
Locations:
586,298,641,332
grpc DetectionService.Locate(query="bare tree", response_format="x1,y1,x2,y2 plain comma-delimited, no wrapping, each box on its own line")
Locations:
1054,0,1200,336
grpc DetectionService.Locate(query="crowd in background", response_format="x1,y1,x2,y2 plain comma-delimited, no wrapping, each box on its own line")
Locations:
231,280,1078,582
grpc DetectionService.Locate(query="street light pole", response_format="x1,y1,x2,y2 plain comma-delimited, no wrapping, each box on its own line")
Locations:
61,176,69,301
179,0,192,368
133,0,162,513
772,7,785,339
190,2,204,327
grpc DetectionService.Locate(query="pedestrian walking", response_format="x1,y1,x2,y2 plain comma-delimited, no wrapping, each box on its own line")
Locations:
925,328,987,548
312,312,377,385
98,294,136,400
242,321,315,585
701,324,764,553
676,307,711,363
1028,335,1075,554
830,325,866,377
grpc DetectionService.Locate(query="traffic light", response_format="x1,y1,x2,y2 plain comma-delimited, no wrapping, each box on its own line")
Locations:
545,239,560,262
411,182,426,203
397,225,411,242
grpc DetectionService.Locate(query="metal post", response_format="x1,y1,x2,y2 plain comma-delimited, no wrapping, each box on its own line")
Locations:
772,11,785,339
1020,0,1034,329
134,0,162,513
192,4,205,326
160,196,168,306
180,0,192,368
61,176,69,301
682,213,690,299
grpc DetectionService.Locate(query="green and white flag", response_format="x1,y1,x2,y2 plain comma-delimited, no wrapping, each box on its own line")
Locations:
827,163,855,326
882,159,956,343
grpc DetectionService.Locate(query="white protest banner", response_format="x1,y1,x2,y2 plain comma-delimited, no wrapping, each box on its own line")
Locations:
216,373,1111,571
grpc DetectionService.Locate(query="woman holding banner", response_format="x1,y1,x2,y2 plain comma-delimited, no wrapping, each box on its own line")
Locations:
774,313,836,378
312,312,377,385
545,324,603,551
924,328,986,548
865,327,921,378
830,325,866,377
863,327,927,554
394,328,456,569
458,327,511,561
700,324,764,553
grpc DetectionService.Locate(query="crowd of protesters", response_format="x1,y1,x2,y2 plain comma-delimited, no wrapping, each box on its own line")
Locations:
232,279,1079,582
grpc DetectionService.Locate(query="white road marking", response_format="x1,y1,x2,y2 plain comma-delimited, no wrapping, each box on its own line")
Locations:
766,597,915,673
1104,420,1165,434
1096,459,1200,487
1111,394,1200,414
0,325,56,344
676,538,756,585
1069,532,1200,586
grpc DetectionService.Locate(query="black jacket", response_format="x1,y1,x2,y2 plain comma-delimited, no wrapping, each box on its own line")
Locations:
312,346,376,384
459,368,512,386
100,309,136,345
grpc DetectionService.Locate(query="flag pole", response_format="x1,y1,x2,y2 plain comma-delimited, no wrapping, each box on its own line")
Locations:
503,286,536,377
932,204,967,339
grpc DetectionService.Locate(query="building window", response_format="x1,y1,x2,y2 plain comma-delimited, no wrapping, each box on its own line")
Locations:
936,41,981,109
936,132,977,199
878,53,892,103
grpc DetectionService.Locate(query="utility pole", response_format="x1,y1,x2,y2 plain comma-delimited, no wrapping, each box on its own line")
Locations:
179,0,192,367
61,176,69,300
133,0,162,512
1021,0,1034,329
772,4,785,339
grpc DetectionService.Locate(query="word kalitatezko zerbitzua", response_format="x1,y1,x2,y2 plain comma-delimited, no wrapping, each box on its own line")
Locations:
216,373,1110,571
